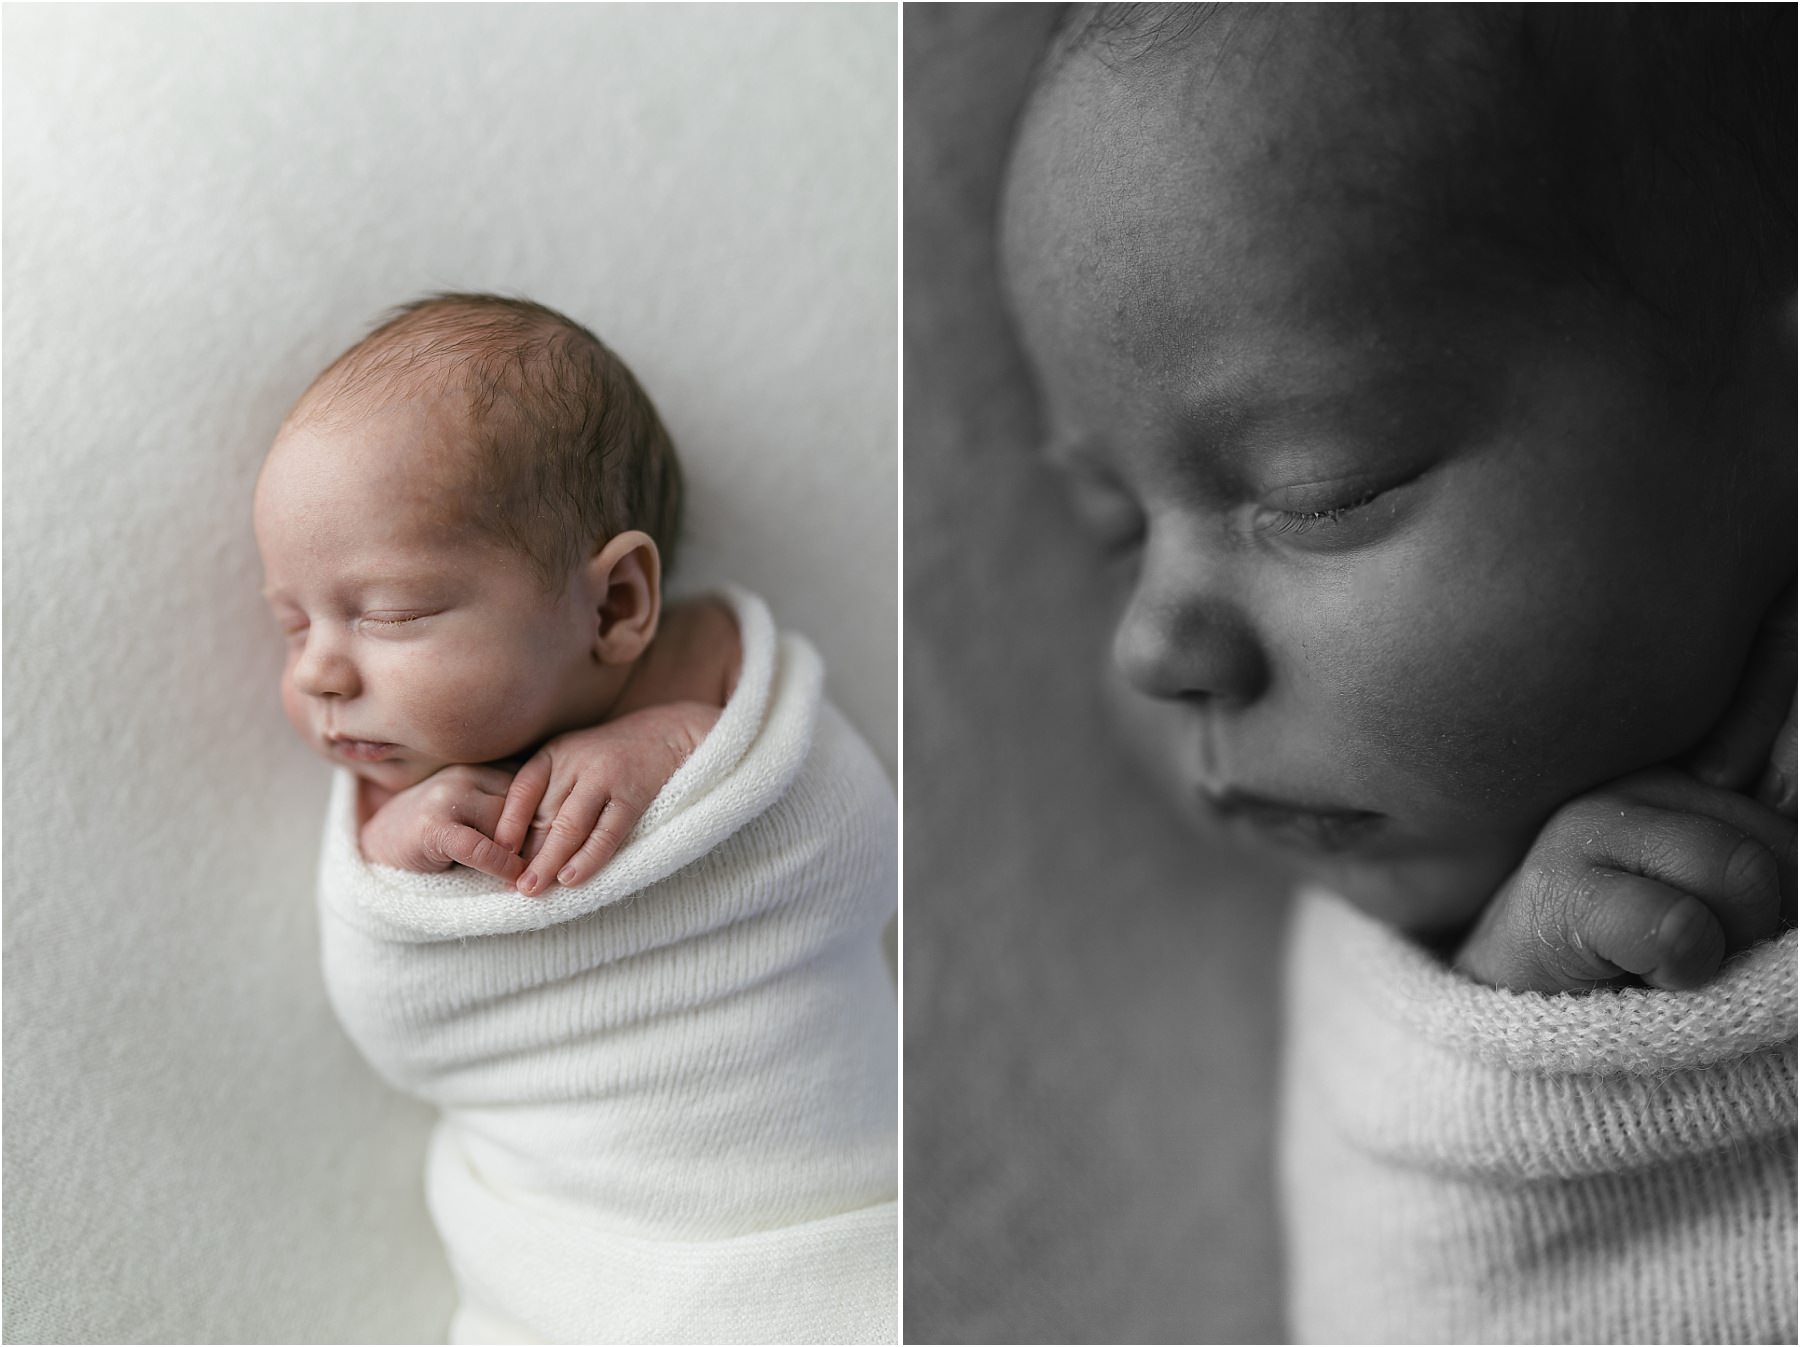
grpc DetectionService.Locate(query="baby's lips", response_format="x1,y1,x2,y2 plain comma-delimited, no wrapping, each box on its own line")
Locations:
328,737,400,763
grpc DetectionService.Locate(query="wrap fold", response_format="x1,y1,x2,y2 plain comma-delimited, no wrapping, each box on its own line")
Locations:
1281,886,1797,1345
317,587,897,1344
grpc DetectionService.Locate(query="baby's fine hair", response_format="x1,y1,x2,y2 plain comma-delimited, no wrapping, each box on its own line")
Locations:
1037,3,1795,378
293,292,685,587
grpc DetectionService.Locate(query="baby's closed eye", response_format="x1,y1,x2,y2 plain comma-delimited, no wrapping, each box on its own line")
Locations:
1248,466,1432,553
357,610,444,633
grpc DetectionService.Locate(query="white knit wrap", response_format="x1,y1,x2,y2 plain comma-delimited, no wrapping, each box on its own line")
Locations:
1281,887,1797,1345
317,587,897,1344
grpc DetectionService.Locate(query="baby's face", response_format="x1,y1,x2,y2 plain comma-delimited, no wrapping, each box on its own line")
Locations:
1001,36,1789,932
254,397,601,792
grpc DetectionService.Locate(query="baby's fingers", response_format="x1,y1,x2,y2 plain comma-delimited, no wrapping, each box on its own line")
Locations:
553,798,645,888
516,794,605,897
1453,869,1723,994
1754,697,1796,818
1455,780,1789,994
495,753,552,853
1575,872,1726,991
1687,581,1795,793
1454,870,1625,993
1596,779,1794,948
433,823,527,883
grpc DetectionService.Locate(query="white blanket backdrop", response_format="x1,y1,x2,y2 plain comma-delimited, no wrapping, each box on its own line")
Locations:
2,5,896,1341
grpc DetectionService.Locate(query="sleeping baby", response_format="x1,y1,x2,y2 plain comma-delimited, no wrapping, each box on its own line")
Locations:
254,293,896,1344
1001,5,1794,1342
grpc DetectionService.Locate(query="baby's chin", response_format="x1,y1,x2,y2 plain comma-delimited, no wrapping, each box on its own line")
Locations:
317,747,440,793
1276,825,1538,942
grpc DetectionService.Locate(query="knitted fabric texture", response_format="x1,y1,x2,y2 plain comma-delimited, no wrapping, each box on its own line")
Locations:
1281,886,1797,1345
317,587,897,1344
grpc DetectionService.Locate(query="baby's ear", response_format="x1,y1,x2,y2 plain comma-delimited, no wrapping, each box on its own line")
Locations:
584,531,661,665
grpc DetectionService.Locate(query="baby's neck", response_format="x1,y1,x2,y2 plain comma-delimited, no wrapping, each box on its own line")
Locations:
609,596,742,719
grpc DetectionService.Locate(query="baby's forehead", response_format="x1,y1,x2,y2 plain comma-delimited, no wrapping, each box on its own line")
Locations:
1001,9,1576,384
264,385,494,525
1021,8,1508,199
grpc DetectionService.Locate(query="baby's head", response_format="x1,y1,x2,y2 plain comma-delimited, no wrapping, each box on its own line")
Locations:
1000,5,1794,933
254,293,683,791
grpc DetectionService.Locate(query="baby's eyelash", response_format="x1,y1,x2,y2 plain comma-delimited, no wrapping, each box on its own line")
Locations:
359,612,440,630
1266,489,1382,535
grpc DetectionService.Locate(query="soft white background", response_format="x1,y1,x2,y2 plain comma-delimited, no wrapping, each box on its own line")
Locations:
2,5,895,1341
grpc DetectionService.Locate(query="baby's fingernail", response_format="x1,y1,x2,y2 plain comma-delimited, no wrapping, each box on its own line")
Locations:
1758,764,1796,816
558,867,577,885
1652,901,1723,989
519,872,540,896
1687,752,1732,786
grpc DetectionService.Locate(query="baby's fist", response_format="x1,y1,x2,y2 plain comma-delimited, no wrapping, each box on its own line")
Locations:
1453,768,1793,994
359,764,525,882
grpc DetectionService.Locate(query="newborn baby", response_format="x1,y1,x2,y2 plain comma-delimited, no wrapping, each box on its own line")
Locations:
254,294,896,1344
1001,6,1794,1342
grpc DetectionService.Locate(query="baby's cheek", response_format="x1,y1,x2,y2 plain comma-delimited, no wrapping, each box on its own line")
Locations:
1317,536,1727,829
395,660,548,763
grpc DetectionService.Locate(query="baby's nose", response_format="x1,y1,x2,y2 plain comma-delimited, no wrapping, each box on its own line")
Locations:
290,636,359,699
1112,582,1266,704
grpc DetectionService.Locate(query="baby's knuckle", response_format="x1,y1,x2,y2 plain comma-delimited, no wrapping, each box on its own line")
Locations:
1633,827,1689,879
1526,879,1615,979
610,787,649,814
1513,864,1575,929
1565,864,1616,915
1542,797,1611,850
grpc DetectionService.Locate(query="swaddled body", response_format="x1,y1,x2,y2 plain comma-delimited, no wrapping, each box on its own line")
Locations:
319,589,897,1344
256,295,896,1342
1283,889,1797,1344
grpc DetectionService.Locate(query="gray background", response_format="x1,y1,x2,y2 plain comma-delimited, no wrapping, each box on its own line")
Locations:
903,6,1291,1342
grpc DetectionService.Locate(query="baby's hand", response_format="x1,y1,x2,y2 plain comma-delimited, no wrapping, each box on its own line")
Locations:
496,701,722,897
358,764,526,882
1453,768,1794,993
1686,579,1796,817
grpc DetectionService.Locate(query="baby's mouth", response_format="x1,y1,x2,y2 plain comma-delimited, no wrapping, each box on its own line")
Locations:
326,736,399,763
1200,788,1385,855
